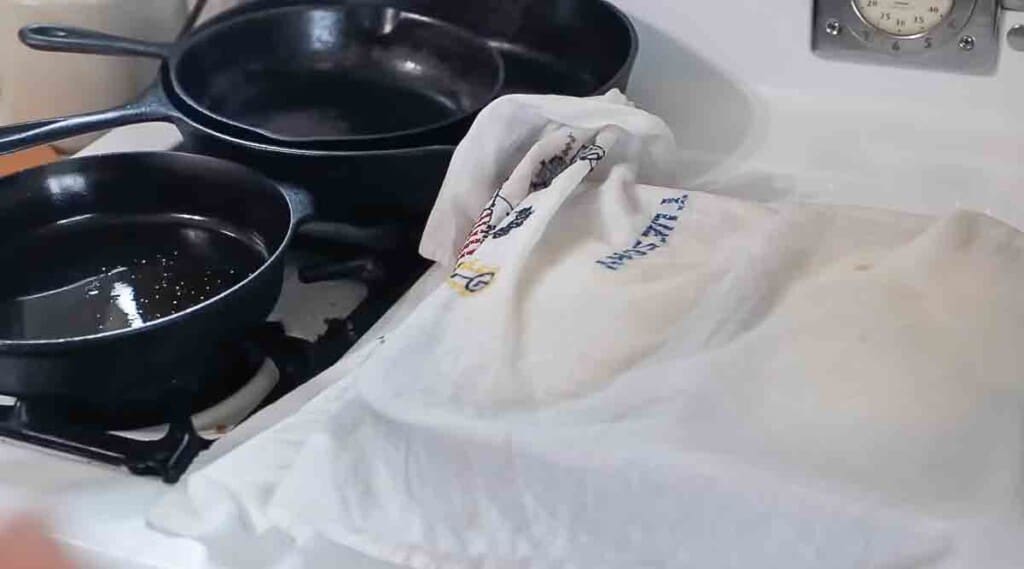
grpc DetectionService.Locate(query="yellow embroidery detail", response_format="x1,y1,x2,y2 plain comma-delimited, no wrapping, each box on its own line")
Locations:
447,259,499,296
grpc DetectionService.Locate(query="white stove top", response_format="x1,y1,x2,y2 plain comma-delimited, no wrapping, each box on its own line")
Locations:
8,116,1020,569
0,123,446,569
7,2,1024,559
0,270,445,569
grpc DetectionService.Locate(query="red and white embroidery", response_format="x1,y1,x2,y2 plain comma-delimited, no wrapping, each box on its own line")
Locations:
457,191,514,263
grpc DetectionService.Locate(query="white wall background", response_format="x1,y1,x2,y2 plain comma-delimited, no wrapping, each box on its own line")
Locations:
612,1,1024,227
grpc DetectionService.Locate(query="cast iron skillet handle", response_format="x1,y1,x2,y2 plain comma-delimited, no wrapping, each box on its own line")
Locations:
278,185,408,251
298,257,387,285
297,222,407,252
0,85,176,155
19,24,171,59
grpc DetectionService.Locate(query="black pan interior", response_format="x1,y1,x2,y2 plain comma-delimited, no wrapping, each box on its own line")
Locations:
194,0,636,98
174,5,501,141
0,154,290,342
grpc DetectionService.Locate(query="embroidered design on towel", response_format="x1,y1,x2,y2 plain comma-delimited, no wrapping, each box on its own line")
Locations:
491,206,535,239
596,195,689,271
573,143,606,169
456,135,607,264
447,259,499,296
457,192,515,263
530,133,578,192
529,136,608,193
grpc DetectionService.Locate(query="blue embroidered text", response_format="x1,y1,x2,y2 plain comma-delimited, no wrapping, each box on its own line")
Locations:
596,195,689,271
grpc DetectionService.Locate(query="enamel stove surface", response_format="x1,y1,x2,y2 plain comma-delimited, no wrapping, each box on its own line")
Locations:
3,0,1024,564
0,124,442,568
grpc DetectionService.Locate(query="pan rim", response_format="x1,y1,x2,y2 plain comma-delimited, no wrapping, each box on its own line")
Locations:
167,4,506,146
189,0,638,100
154,75,460,156
0,151,297,351
592,0,639,96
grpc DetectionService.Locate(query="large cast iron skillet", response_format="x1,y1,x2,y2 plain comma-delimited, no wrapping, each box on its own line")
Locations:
16,5,504,148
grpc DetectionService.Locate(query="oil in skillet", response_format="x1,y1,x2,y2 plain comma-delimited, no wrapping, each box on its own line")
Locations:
0,214,267,341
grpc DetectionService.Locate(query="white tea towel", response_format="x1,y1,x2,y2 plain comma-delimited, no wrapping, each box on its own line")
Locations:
419,89,679,266
150,92,1024,569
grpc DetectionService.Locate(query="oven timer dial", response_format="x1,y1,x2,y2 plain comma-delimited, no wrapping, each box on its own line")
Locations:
813,0,998,74
853,0,955,37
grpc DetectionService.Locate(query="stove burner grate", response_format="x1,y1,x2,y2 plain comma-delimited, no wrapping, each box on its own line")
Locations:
0,323,310,483
0,234,432,481
0,398,210,483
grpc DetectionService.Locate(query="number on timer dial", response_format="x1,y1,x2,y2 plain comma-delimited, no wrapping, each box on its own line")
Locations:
854,0,954,36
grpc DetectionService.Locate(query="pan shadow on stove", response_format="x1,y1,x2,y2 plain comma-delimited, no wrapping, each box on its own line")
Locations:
626,17,759,184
